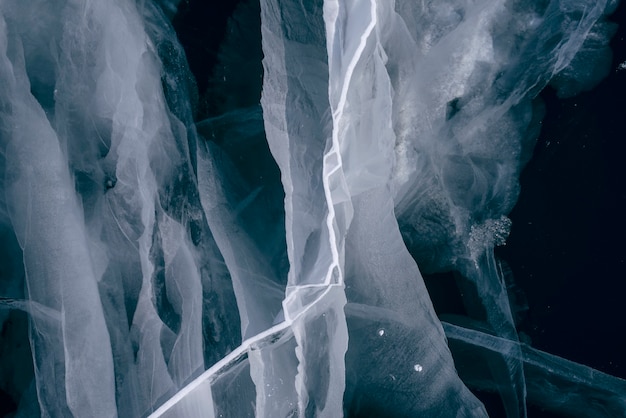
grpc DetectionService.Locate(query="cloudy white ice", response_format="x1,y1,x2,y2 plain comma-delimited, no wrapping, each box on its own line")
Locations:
0,0,624,416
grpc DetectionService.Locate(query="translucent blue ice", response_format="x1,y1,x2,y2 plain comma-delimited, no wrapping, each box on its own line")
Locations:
0,0,622,417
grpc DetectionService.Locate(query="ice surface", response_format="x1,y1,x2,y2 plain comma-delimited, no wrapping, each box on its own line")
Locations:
443,319,626,417
0,0,623,417
0,0,240,415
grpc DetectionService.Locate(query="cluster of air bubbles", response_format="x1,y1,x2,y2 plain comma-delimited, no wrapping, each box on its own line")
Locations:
468,215,512,263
